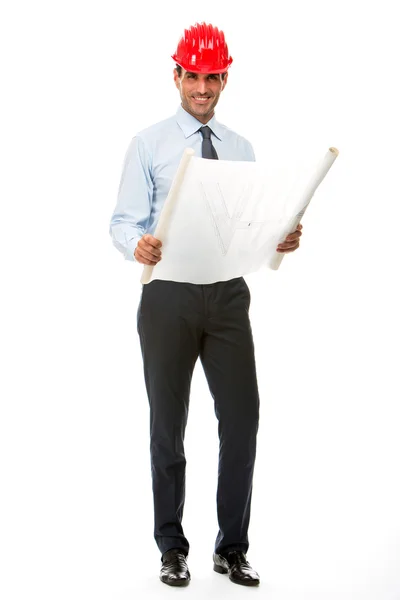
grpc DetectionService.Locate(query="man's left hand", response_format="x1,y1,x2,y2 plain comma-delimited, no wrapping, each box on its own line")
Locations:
276,223,303,253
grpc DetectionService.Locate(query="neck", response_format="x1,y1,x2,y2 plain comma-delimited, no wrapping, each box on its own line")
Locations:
181,104,214,124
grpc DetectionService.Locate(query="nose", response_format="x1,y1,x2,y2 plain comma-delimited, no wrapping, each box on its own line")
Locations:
196,79,208,94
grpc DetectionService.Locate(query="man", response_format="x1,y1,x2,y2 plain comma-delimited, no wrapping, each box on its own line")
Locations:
109,22,302,588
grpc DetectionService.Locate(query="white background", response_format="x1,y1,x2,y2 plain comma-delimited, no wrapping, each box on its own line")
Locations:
1,1,400,599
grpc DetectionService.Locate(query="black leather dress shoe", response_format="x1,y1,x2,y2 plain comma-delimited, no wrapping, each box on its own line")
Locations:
213,550,260,586
160,548,190,586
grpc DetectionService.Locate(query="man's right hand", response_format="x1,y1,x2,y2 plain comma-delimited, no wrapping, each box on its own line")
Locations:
134,234,163,265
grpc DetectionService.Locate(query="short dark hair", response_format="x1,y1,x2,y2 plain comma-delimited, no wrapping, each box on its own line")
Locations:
175,64,227,79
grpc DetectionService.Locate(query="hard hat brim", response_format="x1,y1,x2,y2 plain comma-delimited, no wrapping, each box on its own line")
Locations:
172,55,233,74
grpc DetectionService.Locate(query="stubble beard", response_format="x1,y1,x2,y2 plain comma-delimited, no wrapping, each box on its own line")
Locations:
182,93,219,121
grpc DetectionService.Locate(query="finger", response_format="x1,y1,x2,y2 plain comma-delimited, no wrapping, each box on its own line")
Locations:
144,234,163,249
138,247,162,262
286,239,300,247
134,248,158,265
286,231,302,241
136,253,159,265
140,242,162,258
277,240,300,251
276,246,298,253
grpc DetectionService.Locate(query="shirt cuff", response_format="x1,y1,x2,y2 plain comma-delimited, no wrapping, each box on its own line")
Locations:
124,236,141,262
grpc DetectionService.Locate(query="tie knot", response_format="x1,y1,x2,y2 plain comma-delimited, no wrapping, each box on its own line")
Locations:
199,126,212,140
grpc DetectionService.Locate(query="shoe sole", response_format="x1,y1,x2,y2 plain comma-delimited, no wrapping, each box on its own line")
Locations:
213,564,260,586
160,577,190,587
213,564,229,575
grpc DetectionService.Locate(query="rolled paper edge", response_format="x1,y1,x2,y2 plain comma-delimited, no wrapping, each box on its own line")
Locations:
140,147,195,284
329,147,339,156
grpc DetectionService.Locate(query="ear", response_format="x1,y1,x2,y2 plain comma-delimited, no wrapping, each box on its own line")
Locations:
173,68,180,89
221,72,228,91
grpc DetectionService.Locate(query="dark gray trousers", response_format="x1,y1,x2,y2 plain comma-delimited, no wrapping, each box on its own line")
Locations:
136,276,260,558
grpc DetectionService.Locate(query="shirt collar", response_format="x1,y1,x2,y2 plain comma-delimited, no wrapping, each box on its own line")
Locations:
176,105,223,141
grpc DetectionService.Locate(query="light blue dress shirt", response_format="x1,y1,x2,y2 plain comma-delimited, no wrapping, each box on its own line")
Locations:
109,105,256,261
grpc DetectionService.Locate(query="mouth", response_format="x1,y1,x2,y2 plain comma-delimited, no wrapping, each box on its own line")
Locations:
191,96,212,105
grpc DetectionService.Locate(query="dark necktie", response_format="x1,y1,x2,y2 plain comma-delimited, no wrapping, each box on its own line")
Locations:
199,126,218,160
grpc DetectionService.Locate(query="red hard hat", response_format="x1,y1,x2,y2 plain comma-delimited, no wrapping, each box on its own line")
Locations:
172,22,233,74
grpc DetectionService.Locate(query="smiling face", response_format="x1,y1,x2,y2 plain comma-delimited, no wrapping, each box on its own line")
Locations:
174,68,228,124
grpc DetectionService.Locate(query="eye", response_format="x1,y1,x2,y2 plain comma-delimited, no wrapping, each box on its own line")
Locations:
208,75,218,80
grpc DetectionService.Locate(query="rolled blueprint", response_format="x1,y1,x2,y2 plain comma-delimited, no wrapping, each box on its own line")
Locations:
269,146,339,270
141,148,195,284
140,146,339,285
